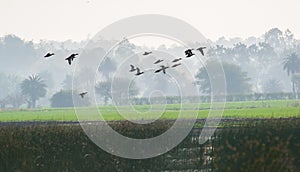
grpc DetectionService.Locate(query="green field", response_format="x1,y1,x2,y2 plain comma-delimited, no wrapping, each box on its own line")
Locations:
1,101,300,171
0,100,300,122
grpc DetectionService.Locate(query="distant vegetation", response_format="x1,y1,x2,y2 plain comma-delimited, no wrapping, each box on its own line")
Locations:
0,28,300,108
196,60,251,94
50,90,90,108
21,75,47,108
1,28,300,171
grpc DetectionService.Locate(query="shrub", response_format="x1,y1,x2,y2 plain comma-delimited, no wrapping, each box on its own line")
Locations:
50,90,90,107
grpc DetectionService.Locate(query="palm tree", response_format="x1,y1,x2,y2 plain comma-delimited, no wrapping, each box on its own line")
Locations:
292,73,300,95
282,53,300,96
21,75,47,108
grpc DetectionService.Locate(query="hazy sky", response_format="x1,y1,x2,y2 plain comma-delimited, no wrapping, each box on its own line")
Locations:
1,0,300,42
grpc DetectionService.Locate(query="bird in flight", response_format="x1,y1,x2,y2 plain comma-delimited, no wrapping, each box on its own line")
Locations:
135,67,144,76
154,69,162,73
172,63,181,68
65,53,78,65
79,92,88,98
154,59,164,64
172,58,182,63
197,47,206,56
155,65,169,74
185,49,195,58
44,53,54,58
143,51,152,56
129,64,137,72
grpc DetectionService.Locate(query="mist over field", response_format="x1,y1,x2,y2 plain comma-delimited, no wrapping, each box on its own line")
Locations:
0,28,299,108
1,0,300,170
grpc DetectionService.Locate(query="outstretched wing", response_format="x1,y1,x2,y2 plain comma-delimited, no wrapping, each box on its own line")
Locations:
197,47,206,56
143,51,152,55
172,58,179,62
154,59,163,64
200,49,204,56
80,92,87,98
67,58,72,65
130,64,135,70
172,63,181,68
136,67,140,73
44,53,53,58
155,69,162,73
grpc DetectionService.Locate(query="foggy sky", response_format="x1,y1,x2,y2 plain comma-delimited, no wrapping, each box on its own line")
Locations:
1,0,300,42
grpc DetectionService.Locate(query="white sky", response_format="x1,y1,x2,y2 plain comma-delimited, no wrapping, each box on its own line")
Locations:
0,0,300,42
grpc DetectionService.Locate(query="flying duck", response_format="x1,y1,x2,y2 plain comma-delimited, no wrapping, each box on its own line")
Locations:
135,67,144,76
155,65,169,74
171,63,181,68
172,58,182,63
197,47,206,56
129,64,137,72
143,51,152,56
44,53,54,58
65,53,78,65
154,59,164,64
79,92,88,98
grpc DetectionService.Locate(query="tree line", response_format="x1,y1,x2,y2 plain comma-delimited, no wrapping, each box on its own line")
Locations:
0,28,300,108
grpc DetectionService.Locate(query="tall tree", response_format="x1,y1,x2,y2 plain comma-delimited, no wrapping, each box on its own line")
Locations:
262,79,283,93
21,75,47,108
6,93,26,108
229,43,250,63
195,60,251,94
292,73,300,95
264,28,284,52
284,29,296,49
95,78,139,105
95,81,112,105
282,53,300,95
0,73,10,100
0,73,24,108
0,35,37,72
248,42,278,92
62,74,73,90
98,57,117,80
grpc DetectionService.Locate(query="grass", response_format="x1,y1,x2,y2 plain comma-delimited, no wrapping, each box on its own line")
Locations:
1,101,300,171
0,100,300,122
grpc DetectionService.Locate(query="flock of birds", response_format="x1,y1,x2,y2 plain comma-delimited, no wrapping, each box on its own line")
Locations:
44,52,87,98
43,46,206,99
44,52,79,65
129,46,206,76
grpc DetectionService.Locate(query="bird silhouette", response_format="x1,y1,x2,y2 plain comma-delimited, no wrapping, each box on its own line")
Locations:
154,59,164,64
185,49,195,58
155,65,169,74
160,65,169,74
143,51,152,56
172,63,181,68
65,53,78,65
79,92,88,98
172,58,182,63
129,64,137,72
44,53,54,58
154,69,162,73
197,47,206,56
135,67,144,76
